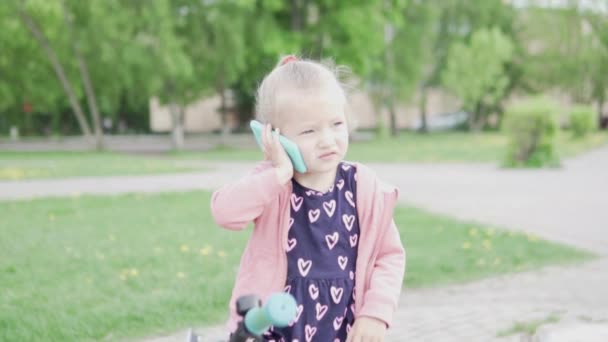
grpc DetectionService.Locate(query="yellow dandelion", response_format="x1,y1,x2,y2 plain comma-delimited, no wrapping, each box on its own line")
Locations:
130,268,139,277
180,244,190,253
494,257,501,266
70,192,81,199
217,250,227,257
527,234,538,242
486,229,495,237
477,258,486,266
200,246,212,256
482,239,492,250
48,214,56,221
1,168,25,180
461,241,471,250
468,228,478,237
177,272,186,278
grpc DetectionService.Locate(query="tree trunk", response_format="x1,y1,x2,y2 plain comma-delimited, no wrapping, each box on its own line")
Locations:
370,90,388,139
418,84,428,133
78,57,103,150
170,103,184,151
388,97,398,137
469,102,482,132
17,5,92,137
290,0,302,31
60,0,104,150
217,75,230,146
598,94,605,130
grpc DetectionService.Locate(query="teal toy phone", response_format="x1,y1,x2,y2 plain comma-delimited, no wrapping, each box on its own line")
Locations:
250,120,307,173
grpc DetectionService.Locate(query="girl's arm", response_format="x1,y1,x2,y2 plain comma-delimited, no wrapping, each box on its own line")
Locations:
358,219,406,327
210,161,286,230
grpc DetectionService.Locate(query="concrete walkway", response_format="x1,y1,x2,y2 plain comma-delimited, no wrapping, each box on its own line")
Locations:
2,147,608,341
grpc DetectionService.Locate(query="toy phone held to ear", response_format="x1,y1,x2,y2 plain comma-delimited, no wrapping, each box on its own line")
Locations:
250,120,307,173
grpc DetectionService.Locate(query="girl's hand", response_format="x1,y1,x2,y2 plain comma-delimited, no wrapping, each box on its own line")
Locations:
346,316,387,342
261,123,294,184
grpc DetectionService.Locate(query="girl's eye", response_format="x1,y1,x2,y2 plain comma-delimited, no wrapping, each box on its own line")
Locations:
300,130,314,135
334,121,344,126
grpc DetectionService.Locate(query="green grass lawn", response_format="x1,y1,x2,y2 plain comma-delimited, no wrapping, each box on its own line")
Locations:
0,192,592,341
0,151,204,180
1,132,606,180
173,131,608,163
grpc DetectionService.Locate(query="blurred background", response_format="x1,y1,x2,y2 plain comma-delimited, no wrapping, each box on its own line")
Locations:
1,0,608,341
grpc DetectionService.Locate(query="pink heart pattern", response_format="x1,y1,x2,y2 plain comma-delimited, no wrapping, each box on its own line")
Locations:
286,238,297,252
338,256,348,270
315,302,328,320
323,200,336,217
291,194,303,211
308,209,320,223
289,304,304,327
345,191,355,207
298,258,312,277
336,179,345,190
331,286,344,304
342,214,355,231
308,284,319,300
279,162,358,341
305,325,317,342
349,234,358,247
333,316,344,330
325,232,339,250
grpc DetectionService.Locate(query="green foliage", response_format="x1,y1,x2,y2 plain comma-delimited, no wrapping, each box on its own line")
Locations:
569,105,596,138
1,0,606,136
503,97,560,168
519,6,608,110
442,27,514,129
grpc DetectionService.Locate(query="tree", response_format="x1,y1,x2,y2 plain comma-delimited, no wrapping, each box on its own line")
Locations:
231,0,397,129
15,0,94,138
516,2,608,127
362,0,430,137
418,0,519,131
442,27,514,131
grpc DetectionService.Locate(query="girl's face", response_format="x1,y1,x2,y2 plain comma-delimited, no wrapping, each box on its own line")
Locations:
275,85,349,175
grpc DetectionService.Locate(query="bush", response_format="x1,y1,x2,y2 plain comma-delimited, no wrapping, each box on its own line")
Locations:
502,97,560,168
569,105,596,138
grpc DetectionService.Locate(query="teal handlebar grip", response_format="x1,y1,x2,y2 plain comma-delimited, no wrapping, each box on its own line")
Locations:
244,293,297,336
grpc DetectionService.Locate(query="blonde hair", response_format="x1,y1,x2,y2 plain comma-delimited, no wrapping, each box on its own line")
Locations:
255,55,356,130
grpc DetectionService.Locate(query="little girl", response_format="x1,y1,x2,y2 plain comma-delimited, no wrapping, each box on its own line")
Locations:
211,55,405,342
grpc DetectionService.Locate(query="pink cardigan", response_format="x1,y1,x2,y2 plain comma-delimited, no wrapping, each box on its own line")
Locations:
210,161,406,333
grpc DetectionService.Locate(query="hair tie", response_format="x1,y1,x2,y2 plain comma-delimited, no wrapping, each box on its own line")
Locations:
280,55,298,65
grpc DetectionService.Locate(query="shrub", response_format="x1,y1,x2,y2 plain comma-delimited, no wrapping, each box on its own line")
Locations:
569,105,596,138
503,97,560,168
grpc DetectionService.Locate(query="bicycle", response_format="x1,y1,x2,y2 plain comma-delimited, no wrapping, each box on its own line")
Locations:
186,293,297,342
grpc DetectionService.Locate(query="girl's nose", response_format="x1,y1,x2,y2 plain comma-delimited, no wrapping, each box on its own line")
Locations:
318,129,334,147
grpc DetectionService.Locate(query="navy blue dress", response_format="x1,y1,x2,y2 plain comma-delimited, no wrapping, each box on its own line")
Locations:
265,162,359,342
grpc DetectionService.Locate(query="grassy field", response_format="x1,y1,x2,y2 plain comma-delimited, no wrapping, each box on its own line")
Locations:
0,151,203,180
0,191,592,341
175,131,608,163
1,131,607,180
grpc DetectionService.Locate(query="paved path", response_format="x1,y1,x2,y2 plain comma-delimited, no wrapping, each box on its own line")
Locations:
150,258,608,342
2,147,608,341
